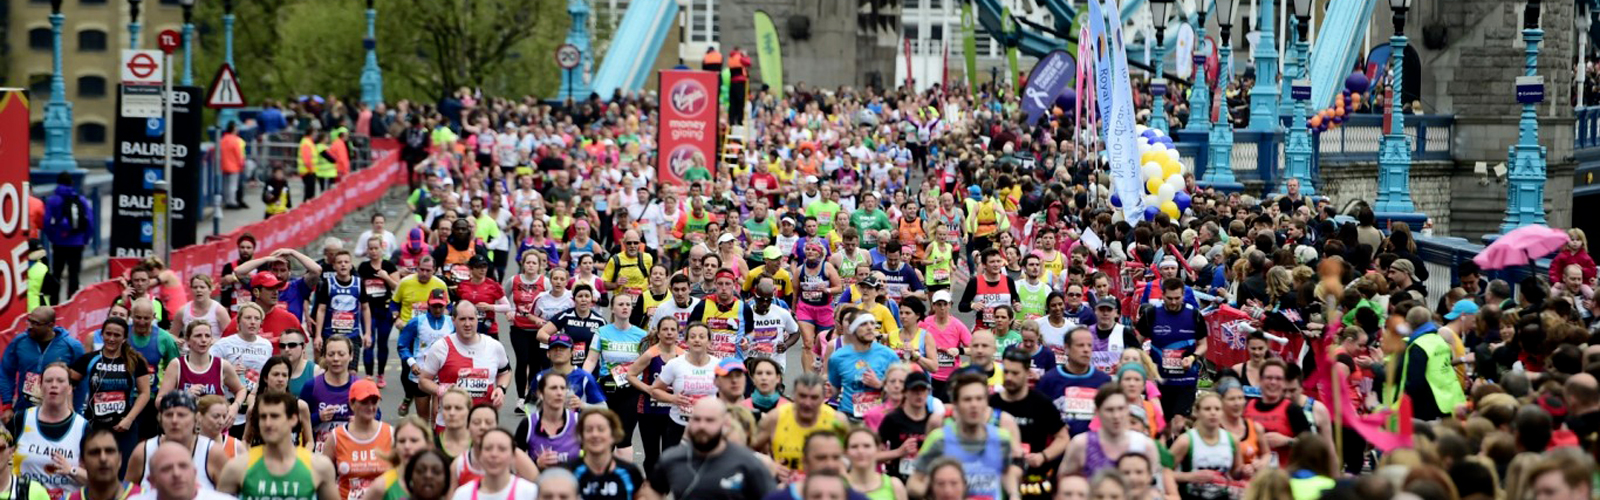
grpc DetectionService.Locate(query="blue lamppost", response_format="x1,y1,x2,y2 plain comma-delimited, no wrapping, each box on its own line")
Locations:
1280,0,1316,195
1247,0,1279,131
180,0,195,86
360,0,384,107
558,0,593,101
127,0,142,49
1183,5,1210,133
1374,0,1423,225
1148,0,1173,134
1202,0,1242,192
40,0,76,173
217,0,239,127
1278,15,1298,117
1502,0,1547,232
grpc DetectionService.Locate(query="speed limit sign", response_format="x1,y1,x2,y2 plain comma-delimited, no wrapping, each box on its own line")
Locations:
555,44,580,69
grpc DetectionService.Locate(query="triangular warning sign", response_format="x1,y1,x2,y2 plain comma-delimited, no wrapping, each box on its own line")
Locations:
205,63,247,109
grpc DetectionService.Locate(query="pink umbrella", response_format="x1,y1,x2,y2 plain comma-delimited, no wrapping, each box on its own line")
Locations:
1473,225,1570,270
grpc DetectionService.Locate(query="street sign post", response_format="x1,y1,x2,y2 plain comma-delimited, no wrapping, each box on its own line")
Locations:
205,63,246,108
157,29,180,53
120,50,165,118
556,44,580,102
156,29,178,262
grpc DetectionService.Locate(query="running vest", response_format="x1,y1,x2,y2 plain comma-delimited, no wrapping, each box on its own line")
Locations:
141,436,215,492
1245,398,1295,461
772,404,839,472
837,250,870,286
926,244,953,286
525,409,581,464
406,315,455,382
799,262,831,306
510,275,544,330
181,300,226,336
332,422,394,500
1016,280,1050,320
323,275,363,338
239,446,318,500
698,299,743,359
1039,251,1065,278
1090,325,1128,374
972,275,1013,327
15,408,86,498
178,356,225,397
1147,305,1200,385
1183,429,1237,500
443,244,475,281
436,336,494,406
941,423,1005,500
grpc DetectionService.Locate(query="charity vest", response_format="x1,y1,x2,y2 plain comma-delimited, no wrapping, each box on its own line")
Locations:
437,336,495,406
15,408,86,498
1390,332,1467,417
443,244,475,281
1148,305,1200,385
1039,251,1065,278
240,446,318,500
333,423,393,500
926,244,953,286
324,275,363,338
298,137,316,175
1017,280,1050,320
970,199,1001,237
838,250,870,286
524,409,581,464
698,299,742,358
140,436,215,492
314,143,337,179
799,262,832,306
973,275,1013,327
941,423,1006,500
1245,398,1295,461
772,404,838,472
1090,325,1128,374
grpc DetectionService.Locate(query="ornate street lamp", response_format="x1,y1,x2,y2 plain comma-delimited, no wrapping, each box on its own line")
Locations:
1147,0,1173,133
1201,0,1242,192
360,0,385,107
218,0,240,127
1502,0,1548,232
40,0,77,172
1247,0,1280,131
180,0,196,85
128,0,143,49
1374,0,1421,219
1281,0,1316,195
1183,3,1210,133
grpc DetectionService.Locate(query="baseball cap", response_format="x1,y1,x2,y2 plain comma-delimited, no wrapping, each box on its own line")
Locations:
1390,259,1418,279
718,233,738,245
904,370,932,390
549,334,574,348
348,379,381,401
427,288,449,307
1444,299,1480,320
467,254,490,268
805,175,820,184
715,358,747,376
763,246,782,261
160,392,197,413
931,290,952,304
250,271,284,289
859,275,883,288
1095,297,1118,310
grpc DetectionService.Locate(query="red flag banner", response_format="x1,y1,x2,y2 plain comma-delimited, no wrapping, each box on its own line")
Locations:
1203,305,1258,368
657,70,719,186
0,139,404,347
0,91,32,333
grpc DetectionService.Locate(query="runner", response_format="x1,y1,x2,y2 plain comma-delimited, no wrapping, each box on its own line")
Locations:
322,379,392,500
124,393,227,492
216,390,340,500
243,356,314,446
156,323,245,412
826,314,899,420
197,395,247,459
559,408,645,500
314,249,370,367
908,372,1021,500
210,303,276,433
743,277,800,367
752,373,838,472
69,316,153,460
509,252,551,399
416,303,512,412
397,289,454,419
455,255,511,341
623,317,682,474
644,322,720,448
450,429,538,500
583,294,645,459
12,363,85,498
357,416,433,500
301,336,363,449
538,284,605,370
690,270,747,359
175,275,231,337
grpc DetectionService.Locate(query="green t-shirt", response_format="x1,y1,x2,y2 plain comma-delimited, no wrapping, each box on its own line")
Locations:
129,327,181,375
849,209,892,248
684,165,712,182
743,217,779,243
807,201,843,234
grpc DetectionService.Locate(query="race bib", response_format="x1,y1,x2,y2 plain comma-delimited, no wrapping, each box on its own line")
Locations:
1061,386,1096,420
455,367,493,398
346,479,372,500
609,363,630,387
750,328,779,356
331,311,356,332
937,351,957,368
677,394,706,418
363,278,388,296
931,268,950,283
21,372,40,402
92,391,127,416
711,333,738,358
243,368,261,392
515,301,535,317
1161,349,1186,371
231,287,254,311
572,342,589,362
852,390,884,418
450,266,471,282
898,458,915,476
1052,345,1069,366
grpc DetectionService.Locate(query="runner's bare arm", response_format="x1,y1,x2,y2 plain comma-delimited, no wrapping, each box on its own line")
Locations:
313,453,341,500
216,454,247,495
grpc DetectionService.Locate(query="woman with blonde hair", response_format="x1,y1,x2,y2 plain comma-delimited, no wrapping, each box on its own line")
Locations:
360,415,436,500
1241,469,1291,500
175,274,230,336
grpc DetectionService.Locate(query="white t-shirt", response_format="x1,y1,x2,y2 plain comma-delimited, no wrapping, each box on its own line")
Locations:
355,230,397,259
450,478,538,500
210,334,274,394
657,355,720,425
745,306,799,369
638,203,667,248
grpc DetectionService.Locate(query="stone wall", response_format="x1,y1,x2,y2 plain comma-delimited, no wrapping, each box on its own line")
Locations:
1319,161,1455,235
717,0,897,91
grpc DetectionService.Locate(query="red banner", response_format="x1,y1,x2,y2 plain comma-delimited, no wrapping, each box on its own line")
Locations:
0,139,403,347
0,91,32,334
657,70,719,186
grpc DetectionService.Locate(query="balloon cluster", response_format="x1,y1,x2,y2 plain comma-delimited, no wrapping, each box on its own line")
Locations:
1307,72,1372,133
1110,125,1191,220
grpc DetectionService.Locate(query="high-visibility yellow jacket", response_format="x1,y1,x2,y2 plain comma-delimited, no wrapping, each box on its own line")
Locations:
298,136,316,175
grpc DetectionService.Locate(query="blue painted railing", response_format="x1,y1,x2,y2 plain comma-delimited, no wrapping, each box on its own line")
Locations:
1315,114,1454,164
1576,106,1600,150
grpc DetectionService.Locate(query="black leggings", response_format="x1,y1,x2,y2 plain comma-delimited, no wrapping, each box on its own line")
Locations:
639,413,681,474
509,326,544,398
604,389,641,444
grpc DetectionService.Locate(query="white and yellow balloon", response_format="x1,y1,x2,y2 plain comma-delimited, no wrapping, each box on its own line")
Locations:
1117,125,1190,220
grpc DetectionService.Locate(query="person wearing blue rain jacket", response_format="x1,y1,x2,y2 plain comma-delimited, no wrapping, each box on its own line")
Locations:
0,306,85,419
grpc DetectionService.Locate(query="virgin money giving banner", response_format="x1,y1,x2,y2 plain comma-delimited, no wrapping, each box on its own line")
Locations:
0,140,403,350
657,69,719,185
1021,50,1074,125
0,90,33,334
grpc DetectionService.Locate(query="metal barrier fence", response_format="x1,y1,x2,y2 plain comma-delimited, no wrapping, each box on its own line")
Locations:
1415,234,1548,308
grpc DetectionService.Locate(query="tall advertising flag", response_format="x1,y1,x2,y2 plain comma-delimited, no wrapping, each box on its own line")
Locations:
1020,50,1074,125
0,91,31,332
657,70,719,186
962,1,979,92
1090,0,1144,221
753,11,786,99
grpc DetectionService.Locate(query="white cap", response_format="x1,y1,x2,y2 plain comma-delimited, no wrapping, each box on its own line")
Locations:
805,175,820,184
718,233,738,244
932,290,952,303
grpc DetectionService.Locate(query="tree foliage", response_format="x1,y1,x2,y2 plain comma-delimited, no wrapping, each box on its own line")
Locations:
192,0,568,105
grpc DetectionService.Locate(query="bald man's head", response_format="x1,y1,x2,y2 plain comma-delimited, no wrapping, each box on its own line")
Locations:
1568,374,1600,411
687,397,728,454
149,441,198,500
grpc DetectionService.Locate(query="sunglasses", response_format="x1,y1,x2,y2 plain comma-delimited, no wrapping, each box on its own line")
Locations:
280,342,304,349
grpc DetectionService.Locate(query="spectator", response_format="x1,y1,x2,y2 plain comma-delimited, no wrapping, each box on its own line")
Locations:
42,173,92,297
0,306,84,420
219,122,247,209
